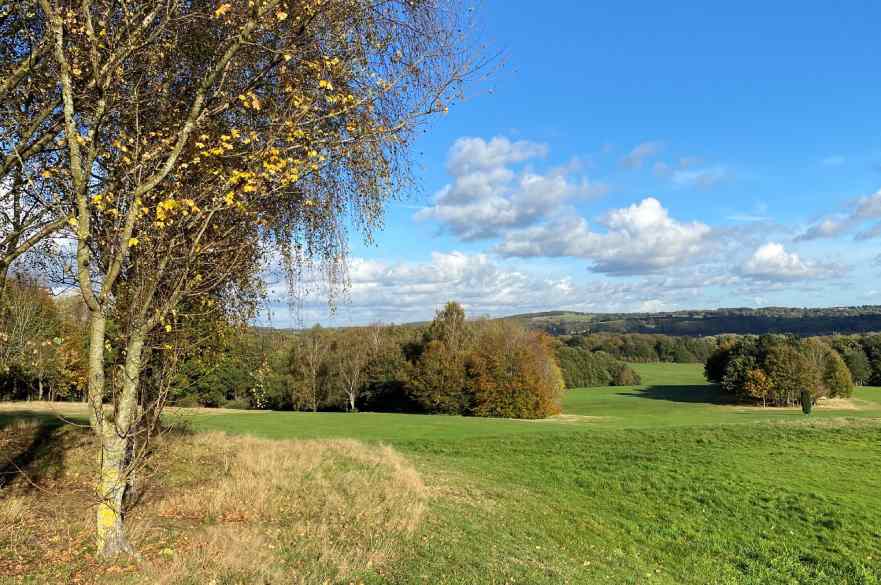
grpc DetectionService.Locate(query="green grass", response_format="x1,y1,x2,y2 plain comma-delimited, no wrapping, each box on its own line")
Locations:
180,362,881,584
5,363,881,584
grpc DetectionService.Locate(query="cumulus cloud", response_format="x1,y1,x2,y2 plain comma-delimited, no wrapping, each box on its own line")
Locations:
741,242,844,282
416,137,606,241
495,197,713,275
620,141,663,169
262,251,716,325
797,188,881,241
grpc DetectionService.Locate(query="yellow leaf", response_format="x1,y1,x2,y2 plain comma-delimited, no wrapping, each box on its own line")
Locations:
214,3,232,17
165,324,172,332
128,237,139,247
276,11,288,20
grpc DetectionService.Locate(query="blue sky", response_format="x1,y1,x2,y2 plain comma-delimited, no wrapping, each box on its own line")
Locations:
266,1,881,327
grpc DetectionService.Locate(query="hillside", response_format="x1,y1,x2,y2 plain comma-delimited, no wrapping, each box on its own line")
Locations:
508,306,881,337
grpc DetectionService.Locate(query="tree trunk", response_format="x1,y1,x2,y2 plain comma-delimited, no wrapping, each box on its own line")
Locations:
96,432,134,557
86,314,147,558
37,378,43,401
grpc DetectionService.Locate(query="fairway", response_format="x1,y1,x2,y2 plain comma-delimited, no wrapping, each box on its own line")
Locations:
181,363,881,584
188,362,881,439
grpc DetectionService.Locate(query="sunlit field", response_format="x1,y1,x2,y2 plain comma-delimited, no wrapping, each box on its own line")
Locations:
3,363,881,584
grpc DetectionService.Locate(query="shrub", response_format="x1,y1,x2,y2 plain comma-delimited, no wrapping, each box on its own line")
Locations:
800,389,813,415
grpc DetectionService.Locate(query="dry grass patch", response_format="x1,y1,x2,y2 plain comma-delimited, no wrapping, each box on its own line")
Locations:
722,396,869,413
145,433,426,584
0,420,426,585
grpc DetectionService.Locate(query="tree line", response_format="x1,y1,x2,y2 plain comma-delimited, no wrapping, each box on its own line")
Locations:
518,307,881,337
561,333,717,364
2,291,567,419
183,302,566,419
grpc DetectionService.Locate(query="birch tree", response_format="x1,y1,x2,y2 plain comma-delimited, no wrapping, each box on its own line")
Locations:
29,0,474,556
335,327,368,412
291,324,326,411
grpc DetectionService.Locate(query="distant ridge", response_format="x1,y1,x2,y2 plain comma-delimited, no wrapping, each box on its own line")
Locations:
506,306,881,337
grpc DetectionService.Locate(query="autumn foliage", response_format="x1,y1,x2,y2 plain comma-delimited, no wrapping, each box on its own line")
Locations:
467,321,564,419
407,303,563,419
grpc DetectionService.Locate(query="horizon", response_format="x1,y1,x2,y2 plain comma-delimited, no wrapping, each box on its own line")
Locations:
255,303,881,332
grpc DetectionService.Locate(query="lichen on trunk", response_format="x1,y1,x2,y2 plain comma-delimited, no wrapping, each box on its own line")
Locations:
96,433,134,557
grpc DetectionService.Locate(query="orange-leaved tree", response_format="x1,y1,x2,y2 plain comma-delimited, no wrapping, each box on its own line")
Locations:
467,320,564,419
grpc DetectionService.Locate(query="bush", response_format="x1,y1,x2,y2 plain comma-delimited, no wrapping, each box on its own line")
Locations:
173,394,203,408
223,398,252,410
800,389,813,415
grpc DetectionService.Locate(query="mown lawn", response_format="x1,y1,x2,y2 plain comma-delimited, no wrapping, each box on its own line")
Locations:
183,363,881,584
3,363,881,584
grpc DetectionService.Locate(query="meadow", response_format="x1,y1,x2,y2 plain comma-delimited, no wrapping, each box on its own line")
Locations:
3,363,881,584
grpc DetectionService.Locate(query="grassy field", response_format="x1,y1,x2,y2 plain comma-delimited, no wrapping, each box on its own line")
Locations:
3,363,881,584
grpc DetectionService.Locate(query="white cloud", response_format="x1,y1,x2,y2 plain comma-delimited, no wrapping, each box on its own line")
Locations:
797,188,881,241
416,136,606,241
495,197,713,276
741,242,843,282
261,251,721,325
445,136,548,175
620,141,663,169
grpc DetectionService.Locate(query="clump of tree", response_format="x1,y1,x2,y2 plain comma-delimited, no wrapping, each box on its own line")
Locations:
705,335,854,406
555,346,641,388
466,320,564,418
407,303,564,418
565,333,717,364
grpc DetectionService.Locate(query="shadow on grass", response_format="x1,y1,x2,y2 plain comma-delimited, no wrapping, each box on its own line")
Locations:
619,384,736,406
0,412,69,491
